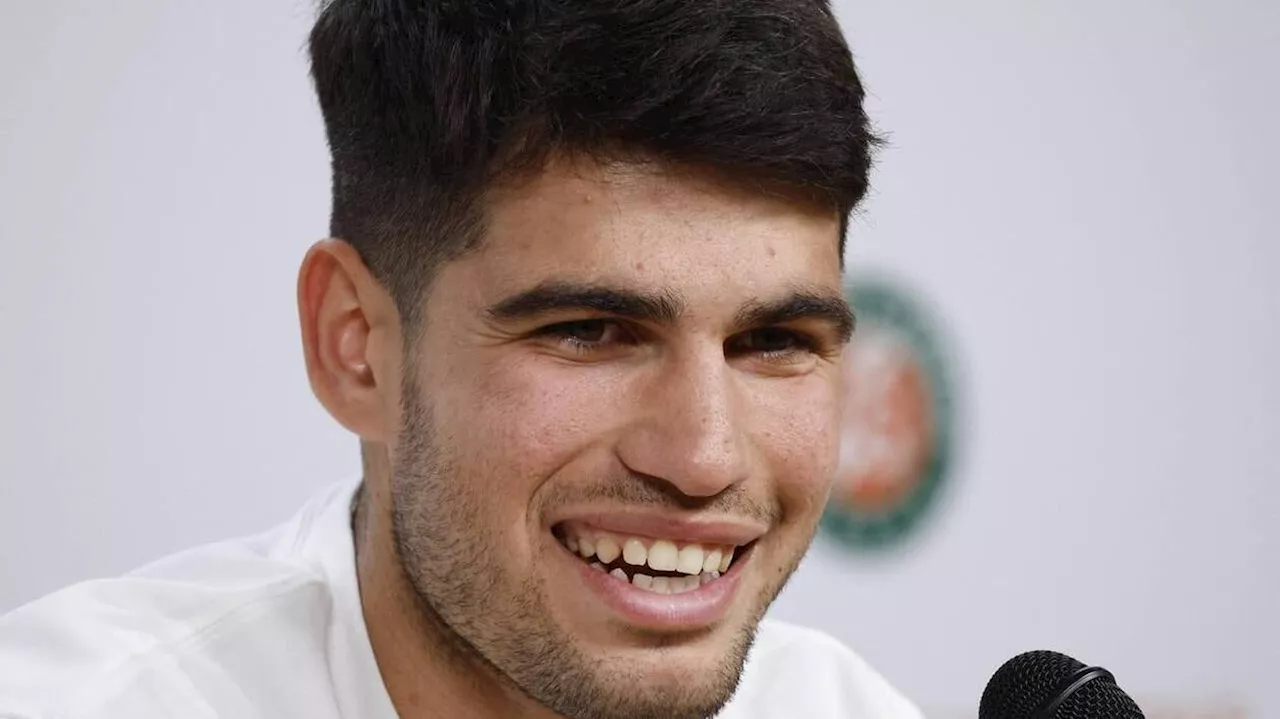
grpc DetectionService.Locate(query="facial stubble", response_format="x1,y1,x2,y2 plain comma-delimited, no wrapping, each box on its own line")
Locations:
388,371,807,719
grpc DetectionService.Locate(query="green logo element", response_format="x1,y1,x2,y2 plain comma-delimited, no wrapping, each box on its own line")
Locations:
820,274,958,551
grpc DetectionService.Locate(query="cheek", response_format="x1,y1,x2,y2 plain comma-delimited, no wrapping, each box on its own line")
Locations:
751,374,842,512
439,356,627,478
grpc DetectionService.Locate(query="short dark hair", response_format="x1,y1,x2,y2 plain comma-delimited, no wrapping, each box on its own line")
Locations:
309,0,878,322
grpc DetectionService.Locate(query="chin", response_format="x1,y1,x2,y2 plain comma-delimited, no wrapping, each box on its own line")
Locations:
575,647,744,719
586,617,753,688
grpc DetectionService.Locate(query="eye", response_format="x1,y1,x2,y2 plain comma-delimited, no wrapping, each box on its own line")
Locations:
726,327,820,365
552,320,609,343
537,319,635,353
744,327,802,352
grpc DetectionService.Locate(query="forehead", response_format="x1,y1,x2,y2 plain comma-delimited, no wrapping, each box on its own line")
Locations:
443,158,843,307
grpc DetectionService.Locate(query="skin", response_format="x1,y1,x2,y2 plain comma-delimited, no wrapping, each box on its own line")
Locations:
298,157,852,719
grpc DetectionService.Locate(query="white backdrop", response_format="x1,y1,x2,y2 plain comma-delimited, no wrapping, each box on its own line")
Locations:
2,1,1276,716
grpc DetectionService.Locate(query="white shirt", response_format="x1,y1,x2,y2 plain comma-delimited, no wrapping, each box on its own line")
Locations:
0,482,922,718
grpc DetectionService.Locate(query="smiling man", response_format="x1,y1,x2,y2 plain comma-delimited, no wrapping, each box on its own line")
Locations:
0,1,921,718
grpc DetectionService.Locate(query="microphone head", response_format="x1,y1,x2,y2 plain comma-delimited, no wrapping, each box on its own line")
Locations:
979,650,1145,719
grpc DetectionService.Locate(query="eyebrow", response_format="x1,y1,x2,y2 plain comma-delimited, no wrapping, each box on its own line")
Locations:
486,280,854,341
735,288,856,343
486,281,684,325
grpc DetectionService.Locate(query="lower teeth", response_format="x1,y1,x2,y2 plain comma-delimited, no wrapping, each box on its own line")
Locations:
591,562,722,595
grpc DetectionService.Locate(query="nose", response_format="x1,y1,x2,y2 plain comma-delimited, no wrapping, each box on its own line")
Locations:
616,349,751,499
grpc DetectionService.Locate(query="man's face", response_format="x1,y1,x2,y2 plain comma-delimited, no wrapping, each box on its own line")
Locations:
389,159,849,719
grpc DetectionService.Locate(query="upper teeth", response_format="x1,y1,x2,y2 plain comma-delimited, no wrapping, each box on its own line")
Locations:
566,529,736,575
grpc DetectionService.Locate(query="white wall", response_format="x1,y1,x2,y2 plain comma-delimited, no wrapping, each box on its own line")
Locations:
2,1,1276,716
0,0,350,607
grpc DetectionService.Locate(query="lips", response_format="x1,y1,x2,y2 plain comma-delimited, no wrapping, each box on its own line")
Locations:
551,519,758,629
556,524,741,594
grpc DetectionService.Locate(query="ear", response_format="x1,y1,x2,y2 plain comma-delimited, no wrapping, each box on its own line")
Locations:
297,239,401,442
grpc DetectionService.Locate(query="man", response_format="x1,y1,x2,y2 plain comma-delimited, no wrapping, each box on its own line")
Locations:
0,1,921,717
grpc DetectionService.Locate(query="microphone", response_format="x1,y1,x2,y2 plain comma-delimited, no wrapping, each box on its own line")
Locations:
979,650,1145,719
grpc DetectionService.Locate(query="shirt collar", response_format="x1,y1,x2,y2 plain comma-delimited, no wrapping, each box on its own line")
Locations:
303,480,400,719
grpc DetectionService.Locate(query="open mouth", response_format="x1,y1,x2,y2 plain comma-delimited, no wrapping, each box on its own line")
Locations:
553,523,754,595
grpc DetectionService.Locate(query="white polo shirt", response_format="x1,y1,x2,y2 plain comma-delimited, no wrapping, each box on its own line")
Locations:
0,482,922,718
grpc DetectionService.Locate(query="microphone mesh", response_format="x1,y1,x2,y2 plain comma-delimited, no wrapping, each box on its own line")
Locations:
979,650,1144,719
1053,680,1144,719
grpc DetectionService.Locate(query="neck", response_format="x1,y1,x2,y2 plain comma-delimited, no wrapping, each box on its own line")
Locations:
353,448,560,719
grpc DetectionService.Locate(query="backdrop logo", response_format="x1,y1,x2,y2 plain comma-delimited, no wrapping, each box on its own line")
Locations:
820,275,958,551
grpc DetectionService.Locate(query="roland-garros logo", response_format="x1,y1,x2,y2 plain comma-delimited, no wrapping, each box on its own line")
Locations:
821,274,958,552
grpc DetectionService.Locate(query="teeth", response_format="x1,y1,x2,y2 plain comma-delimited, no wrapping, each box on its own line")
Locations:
560,527,741,580
597,566,725,594
672,575,700,594
703,549,722,573
622,539,648,567
676,545,705,575
647,540,679,572
595,536,621,564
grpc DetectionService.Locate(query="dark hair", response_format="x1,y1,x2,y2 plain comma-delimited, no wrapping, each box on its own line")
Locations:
309,0,878,322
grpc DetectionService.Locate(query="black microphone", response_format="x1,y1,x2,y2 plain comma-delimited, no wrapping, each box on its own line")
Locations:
979,650,1145,719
